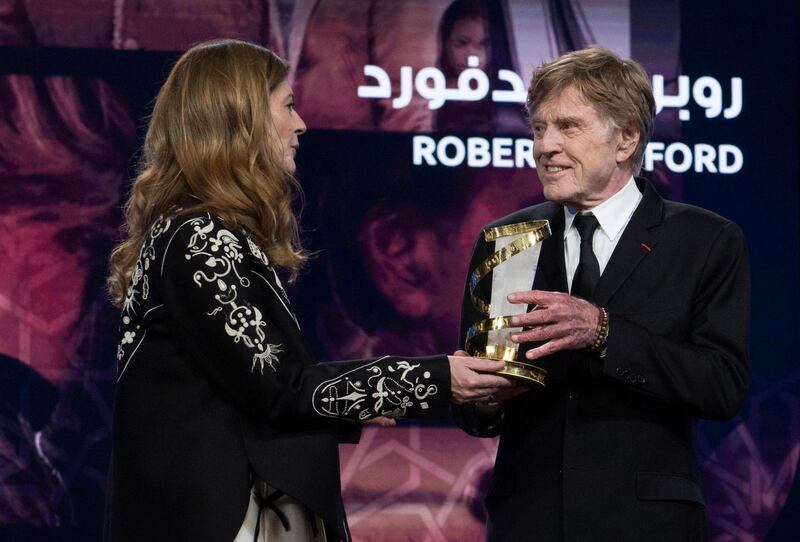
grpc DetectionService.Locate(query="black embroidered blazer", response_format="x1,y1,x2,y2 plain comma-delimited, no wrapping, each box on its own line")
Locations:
106,212,451,542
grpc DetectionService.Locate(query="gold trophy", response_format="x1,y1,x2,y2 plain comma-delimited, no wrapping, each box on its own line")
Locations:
464,220,551,385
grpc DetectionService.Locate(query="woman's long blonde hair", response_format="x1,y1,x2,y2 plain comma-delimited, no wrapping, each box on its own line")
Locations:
108,39,307,307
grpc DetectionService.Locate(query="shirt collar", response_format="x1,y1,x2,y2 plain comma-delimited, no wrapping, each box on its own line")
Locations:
563,177,642,241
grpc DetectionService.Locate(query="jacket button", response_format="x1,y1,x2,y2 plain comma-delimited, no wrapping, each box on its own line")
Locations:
627,374,638,383
637,375,646,384
615,367,626,377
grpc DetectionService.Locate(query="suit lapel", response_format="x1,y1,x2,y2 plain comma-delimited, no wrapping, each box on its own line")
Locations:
592,179,663,306
523,206,569,377
533,208,568,294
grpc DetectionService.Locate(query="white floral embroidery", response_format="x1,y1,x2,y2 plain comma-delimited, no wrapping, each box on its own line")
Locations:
185,217,282,373
252,343,282,374
121,215,172,316
313,358,439,421
150,216,173,238
246,236,269,266
246,235,295,322
117,215,172,375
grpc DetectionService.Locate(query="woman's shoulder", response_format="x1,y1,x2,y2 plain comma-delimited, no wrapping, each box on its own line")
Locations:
153,210,275,268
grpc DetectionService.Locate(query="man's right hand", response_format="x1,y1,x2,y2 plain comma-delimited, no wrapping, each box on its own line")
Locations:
447,353,517,405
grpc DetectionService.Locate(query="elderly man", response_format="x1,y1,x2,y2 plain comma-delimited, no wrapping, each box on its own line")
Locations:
453,46,750,542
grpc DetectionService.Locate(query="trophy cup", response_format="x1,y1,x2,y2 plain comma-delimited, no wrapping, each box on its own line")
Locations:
464,220,551,385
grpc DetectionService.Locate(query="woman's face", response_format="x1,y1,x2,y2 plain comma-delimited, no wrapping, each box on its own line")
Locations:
269,80,307,174
445,18,489,73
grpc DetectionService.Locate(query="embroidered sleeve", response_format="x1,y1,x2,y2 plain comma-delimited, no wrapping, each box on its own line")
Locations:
157,214,451,425
312,357,441,421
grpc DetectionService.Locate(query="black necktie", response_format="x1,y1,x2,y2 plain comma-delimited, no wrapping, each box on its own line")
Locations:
571,213,600,300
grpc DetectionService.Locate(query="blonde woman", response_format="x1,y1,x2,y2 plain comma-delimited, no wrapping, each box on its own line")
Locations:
105,39,511,542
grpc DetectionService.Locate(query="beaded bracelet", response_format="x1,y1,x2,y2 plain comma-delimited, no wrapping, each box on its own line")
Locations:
587,306,609,353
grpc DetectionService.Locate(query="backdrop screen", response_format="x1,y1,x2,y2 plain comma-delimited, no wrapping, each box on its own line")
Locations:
0,1,797,540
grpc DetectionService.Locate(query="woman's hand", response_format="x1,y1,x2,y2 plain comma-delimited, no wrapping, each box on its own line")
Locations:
448,352,516,405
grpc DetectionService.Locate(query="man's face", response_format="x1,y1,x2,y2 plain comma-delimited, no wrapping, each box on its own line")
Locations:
531,85,631,209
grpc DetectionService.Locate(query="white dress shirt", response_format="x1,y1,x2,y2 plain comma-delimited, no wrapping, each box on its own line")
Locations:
564,177,642,292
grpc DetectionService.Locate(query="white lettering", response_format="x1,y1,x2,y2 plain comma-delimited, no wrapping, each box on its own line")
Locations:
694,144,718,173
436,136,466,167
412,135,436,166
413,135,536,168
515,138,535,168
467,138,491,167
719,144,743,173
665,142,693,173
644,142,665,172
645,141,743,175
492,138,514,168
413,137,742,175
359,66,745,125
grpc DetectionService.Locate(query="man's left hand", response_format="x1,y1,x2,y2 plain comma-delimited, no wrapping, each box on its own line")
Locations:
507,290,599,361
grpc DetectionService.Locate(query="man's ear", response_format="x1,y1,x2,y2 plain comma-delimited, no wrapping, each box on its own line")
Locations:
359,204,434,319
616,123,640,164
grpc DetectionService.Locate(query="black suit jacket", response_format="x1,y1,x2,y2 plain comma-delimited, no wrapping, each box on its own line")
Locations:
453,179,750,542
106,212,452,542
